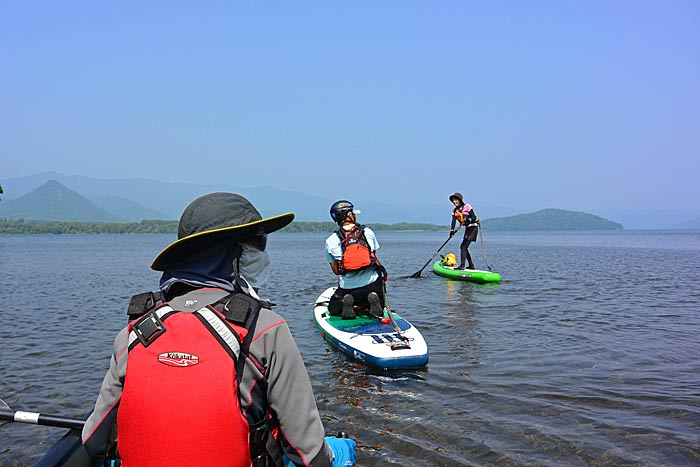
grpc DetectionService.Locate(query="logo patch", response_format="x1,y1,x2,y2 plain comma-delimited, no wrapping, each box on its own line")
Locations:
158,352,200,367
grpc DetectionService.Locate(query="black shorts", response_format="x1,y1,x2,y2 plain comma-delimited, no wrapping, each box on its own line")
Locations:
463,225,478,242
328,277,385,316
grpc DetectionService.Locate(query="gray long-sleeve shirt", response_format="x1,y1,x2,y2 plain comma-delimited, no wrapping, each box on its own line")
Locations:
82,288,334,467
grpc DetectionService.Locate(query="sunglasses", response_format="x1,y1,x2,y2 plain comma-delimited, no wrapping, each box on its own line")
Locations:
244,232,268,251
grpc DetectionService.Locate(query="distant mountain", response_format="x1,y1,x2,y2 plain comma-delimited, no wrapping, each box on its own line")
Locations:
591,208,700,230
90,194,169,221
670,216,700,229
0,172,523,224
481,208,623,231
15,172,693,228
0,172,346,221
0,180,122,222
0,179,625,231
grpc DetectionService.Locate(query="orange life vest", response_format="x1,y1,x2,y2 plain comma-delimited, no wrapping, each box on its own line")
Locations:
336,224,378,274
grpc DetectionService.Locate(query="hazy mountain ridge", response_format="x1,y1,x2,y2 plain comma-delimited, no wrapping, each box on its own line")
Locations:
1,180,627,233
0,172,523,224
90,194,169,221
1,172,698,228
590,208,699,230
670,216,700,229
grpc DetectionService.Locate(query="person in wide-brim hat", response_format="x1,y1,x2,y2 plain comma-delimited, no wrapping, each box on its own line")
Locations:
151,192,294,271
448,192,464,204
83,191,358,466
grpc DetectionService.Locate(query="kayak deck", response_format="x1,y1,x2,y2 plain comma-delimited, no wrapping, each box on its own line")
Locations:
34,429,90,467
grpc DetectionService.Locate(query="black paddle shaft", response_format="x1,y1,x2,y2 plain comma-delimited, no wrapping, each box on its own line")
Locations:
410,226,461,278
0,407,85,430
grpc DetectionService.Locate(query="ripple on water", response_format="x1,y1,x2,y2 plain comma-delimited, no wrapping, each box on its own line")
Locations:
3,233,700,466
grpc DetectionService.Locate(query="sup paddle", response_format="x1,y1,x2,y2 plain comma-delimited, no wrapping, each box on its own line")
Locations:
380,282,411,349
409,225,461,278
0,398,85,430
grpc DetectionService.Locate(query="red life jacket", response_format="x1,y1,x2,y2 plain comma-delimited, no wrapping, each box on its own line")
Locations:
336,224,378,274
118,304,252,467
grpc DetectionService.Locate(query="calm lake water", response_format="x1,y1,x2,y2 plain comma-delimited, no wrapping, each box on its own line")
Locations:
2,230,699,466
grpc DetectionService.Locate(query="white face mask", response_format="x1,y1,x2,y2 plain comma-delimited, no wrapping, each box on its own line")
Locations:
239,244,271,290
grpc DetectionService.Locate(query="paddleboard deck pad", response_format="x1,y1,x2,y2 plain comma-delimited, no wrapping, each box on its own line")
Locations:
432,259,502,283
314,287,429,369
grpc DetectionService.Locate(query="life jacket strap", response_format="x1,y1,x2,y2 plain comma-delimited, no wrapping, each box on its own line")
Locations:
196,307,242,361
214,292,273,466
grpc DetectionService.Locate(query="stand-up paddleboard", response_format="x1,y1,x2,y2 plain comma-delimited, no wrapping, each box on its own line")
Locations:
313,287,429,369
432,259,501,283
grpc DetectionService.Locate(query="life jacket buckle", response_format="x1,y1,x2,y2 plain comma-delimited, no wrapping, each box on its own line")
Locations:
133,311,166,347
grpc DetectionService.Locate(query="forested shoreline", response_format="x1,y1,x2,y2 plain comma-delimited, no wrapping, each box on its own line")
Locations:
0,208,624,235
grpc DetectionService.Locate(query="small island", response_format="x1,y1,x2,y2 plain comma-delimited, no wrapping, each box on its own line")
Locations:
481,208,623,231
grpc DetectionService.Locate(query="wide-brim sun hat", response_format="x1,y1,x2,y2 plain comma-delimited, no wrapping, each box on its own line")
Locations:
449,192,464,203
151,192,294,271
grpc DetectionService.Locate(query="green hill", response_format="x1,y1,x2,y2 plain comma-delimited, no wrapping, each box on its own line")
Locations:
0,180,121,222
481,208,623,231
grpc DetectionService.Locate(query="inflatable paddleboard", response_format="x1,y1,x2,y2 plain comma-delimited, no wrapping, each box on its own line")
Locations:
432,259,501,283
313,287,429,369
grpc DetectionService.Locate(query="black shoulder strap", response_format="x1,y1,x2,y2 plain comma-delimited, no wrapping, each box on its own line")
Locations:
126,291,164,320
338,223,367,243
216,292,275,464
213,293,263,384
357,224,374,250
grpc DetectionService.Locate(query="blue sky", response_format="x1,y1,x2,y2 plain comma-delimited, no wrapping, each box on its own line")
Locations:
2,1,698,212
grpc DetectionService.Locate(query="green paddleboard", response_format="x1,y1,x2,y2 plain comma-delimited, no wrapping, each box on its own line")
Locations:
432,259,501,283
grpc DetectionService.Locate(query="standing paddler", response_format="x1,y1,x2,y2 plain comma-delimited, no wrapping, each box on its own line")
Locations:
449,192,480,270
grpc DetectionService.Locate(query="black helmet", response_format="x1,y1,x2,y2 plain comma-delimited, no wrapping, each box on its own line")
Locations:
330,200,356,224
